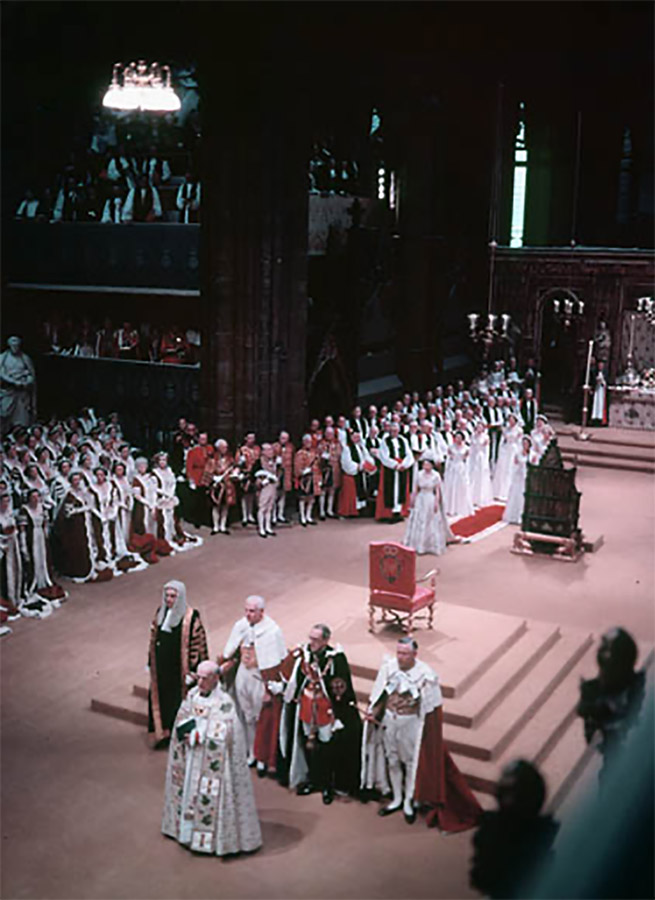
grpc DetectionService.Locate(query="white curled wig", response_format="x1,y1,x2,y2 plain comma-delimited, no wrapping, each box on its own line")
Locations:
158,579,188,632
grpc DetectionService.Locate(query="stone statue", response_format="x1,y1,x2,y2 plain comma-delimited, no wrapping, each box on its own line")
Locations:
594,319,612,366
0,336,37,432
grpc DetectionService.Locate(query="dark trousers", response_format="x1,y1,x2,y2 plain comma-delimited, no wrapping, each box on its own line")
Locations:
488,427,502,465
302,729,334,790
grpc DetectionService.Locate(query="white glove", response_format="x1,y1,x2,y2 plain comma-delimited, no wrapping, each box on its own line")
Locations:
185,673,195,686
266,681,284,695
332,718,344,733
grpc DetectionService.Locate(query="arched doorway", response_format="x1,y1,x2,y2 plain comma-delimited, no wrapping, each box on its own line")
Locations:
537,288,584,416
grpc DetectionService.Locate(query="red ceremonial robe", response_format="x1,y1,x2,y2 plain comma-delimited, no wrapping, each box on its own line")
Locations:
414,706,482,832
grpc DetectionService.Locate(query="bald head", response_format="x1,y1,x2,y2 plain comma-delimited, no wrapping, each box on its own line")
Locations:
197,660,220,695
197,660,220,678
245,595,265,624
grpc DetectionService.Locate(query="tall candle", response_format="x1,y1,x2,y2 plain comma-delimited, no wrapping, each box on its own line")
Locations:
628,313,636,357
584,339,594,387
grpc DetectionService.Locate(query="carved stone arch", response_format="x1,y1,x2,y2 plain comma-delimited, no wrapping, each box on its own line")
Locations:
533,286,584,365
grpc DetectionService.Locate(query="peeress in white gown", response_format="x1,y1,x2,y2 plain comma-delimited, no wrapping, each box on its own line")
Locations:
503,437,531,524
492,415,523,501
403,460,454,555
468,425,494,508
442,432,474,518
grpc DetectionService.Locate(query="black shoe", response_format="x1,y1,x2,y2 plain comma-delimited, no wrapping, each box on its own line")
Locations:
404,810,416,824
296,783,315,796
308,518,318,526
319,513,326,521
322,789,334,805
242,520,248,528
259,532,267,539
266,530,277,537
278,516,288,524
300,521,307,528
378,803,401,817
256,763,267,779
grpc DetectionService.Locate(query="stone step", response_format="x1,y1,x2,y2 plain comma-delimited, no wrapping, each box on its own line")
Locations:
444,631,594,761
454,642,598,793
555,427,655,451
350,616,528,704
445,625,561,728
560,452,654,475
542,717,596,813
449,619,528,699
558,441,655,464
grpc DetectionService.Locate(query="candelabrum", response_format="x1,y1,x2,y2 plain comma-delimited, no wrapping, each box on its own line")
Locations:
620,309,643,386
102,61,181,113
467,312,511,357
552,296,584,328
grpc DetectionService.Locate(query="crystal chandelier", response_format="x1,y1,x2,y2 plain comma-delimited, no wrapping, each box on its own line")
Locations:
102,61,181,113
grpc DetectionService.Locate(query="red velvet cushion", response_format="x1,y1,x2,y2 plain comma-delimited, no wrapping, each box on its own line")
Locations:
370,585,434,612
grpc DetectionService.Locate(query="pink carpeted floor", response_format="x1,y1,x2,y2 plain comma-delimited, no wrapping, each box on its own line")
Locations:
1,464,653,899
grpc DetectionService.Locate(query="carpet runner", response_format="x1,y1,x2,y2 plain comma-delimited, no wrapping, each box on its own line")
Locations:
450,503,508,542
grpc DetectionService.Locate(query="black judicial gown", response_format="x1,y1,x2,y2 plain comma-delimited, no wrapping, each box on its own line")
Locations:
148,621,183,738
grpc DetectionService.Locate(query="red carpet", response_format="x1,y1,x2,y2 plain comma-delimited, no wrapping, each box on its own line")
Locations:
451,504,505,538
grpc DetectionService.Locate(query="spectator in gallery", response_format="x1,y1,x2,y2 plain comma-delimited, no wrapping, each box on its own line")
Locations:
159,326,191,365
114,322,141,360
95,318,116,359
79,185,103,222
89,111,118,157
184,328,201,364
101,184,127,224
105,144,137,188
123,174,163,223
176,173,201,224
140,144,172,187
35,187,55,223
53,176,83,222
15,188,40,220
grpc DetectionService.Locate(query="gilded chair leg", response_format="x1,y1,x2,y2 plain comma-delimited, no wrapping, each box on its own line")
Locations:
369,605,375,634
428,603,434,630
405,614,413,634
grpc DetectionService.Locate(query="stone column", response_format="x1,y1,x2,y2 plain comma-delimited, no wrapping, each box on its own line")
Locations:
200,58,309,442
